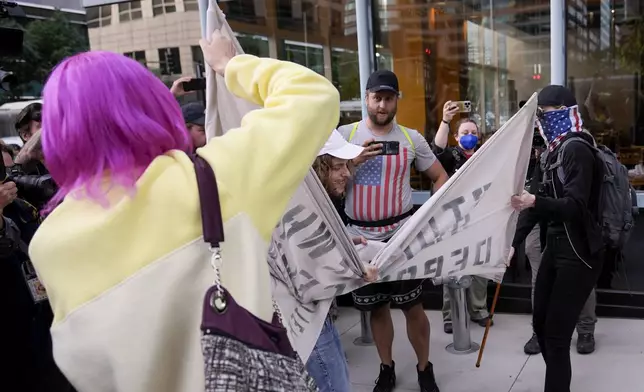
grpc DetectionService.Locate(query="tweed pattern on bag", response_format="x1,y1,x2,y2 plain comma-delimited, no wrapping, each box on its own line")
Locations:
202,333,318,391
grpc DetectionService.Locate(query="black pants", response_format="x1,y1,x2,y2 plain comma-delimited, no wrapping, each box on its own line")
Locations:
533,233,602,392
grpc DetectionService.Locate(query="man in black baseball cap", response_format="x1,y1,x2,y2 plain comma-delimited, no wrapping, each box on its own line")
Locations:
365,69,400,95
339,67,447,392
181,102,206,150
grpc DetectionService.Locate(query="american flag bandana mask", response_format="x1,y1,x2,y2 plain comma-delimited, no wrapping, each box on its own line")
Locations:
536,105,583,151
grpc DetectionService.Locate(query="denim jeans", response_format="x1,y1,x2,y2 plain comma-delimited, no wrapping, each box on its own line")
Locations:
305,316,351,392
533,233,602,392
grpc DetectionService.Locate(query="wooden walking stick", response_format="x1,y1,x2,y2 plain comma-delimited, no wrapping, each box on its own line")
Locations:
476,282,502,367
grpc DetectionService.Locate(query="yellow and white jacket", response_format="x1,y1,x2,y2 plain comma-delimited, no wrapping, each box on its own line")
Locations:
29,54,339,392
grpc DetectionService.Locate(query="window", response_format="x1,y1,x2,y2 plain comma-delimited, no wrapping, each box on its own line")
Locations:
118,1,142,22
158,47,182,75
282,40,324,75
222,0,260,23
183,0,199,12
86,5,112,28
236,33,269,57
153,0,176,16
331,48,359,101
124,51,147,66
191,45,204,67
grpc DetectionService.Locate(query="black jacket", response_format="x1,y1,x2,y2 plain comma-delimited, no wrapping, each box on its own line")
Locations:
523,159,548,251
432,144,471,177
513,132,604,264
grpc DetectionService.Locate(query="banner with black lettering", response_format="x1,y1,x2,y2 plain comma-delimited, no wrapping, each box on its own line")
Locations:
205,1,535,362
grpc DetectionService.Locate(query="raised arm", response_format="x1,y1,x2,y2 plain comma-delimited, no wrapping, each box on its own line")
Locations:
434,101,459,150
198,32,339,240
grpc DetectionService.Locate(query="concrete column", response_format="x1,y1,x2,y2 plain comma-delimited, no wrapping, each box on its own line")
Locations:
355,0,374,119
550,0,566,85
265,0,281,59
319,4,333,81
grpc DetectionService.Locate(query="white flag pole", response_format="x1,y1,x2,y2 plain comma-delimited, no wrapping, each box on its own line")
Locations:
197,0,208,39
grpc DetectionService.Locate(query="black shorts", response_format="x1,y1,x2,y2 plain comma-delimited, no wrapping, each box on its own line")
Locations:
352,279,426,311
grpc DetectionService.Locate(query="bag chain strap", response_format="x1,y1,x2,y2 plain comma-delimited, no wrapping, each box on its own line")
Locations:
209,246,227,312
208,246,284,323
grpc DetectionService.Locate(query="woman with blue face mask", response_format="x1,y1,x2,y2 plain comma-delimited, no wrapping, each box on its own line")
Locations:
432,101,491,334
433,101,480,174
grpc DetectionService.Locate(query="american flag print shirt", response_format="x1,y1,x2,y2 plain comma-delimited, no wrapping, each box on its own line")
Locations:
338,121,437,241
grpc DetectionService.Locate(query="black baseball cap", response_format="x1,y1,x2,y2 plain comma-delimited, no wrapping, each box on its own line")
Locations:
537,85,577,107
181,102,205,126
366,70,399,94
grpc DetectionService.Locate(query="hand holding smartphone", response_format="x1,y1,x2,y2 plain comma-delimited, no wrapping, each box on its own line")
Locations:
182,78,206,92
369,141,399,155
453,100,472,113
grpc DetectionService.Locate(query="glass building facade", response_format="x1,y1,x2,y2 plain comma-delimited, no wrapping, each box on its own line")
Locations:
80,0,643,298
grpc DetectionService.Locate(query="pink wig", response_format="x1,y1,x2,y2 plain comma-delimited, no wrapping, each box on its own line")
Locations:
42,51,192,210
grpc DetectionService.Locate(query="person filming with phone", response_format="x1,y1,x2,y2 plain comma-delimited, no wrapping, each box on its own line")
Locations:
432,100,492,335
433,101,480,174
339,69,448,392
170,77,207,150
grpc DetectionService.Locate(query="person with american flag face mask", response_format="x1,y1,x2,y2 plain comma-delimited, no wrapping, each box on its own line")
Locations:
510,85,605,392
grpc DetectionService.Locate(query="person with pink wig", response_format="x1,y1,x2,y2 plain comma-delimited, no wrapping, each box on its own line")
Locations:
28,30,339,392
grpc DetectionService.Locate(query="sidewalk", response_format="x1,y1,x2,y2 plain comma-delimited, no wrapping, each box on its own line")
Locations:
336,308,644,392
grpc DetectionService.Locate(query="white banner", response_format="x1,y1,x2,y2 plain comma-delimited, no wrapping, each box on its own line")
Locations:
204,1,536,362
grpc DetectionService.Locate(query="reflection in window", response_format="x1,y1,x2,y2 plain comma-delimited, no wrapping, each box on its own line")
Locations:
567,1,644,156
282,40,324,76
276,0,317,32
332,48,359,101
153,0,176,17
344,1,357,35
184,0,199,12
376,51,393,71
330,8,343,36
124,51,147,66
237,33,269,57
220,0,265,24
118,1,142,22
191,46,203,68
158,47,182,75
87,5,112,28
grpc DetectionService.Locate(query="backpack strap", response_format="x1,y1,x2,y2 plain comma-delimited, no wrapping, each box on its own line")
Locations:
348,121,416,154
192,154,225,248
551,136,596,185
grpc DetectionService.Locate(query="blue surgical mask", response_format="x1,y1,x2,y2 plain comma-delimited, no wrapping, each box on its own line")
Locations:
459,134,478,150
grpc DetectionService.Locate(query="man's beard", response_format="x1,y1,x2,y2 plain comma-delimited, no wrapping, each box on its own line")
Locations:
367,108,396,126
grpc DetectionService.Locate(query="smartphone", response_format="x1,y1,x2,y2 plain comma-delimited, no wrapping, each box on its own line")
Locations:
370,141,400,155
0,155,5,182
182,78,206,92
453,100,472,113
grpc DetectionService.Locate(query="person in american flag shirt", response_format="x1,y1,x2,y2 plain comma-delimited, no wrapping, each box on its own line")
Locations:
338,70,448,392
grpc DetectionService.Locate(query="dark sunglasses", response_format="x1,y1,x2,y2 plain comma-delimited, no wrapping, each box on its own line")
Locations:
536,106,566,119
536,107,544,118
